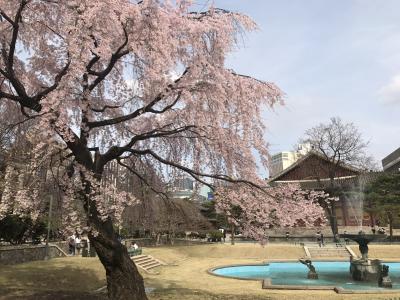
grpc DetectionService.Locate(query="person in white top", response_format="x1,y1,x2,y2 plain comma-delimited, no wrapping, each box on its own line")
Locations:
133,242,139,250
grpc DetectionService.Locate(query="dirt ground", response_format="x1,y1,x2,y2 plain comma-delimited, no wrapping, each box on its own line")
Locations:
1,243,400,299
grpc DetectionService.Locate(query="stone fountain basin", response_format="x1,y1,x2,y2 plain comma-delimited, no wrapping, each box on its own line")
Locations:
339,233,387,243
210,261,400,292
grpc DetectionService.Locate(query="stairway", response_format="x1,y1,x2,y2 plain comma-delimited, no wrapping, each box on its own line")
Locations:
132,255,166,272
304,244,352,258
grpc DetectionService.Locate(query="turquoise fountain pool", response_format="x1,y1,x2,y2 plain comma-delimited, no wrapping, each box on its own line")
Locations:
212,261,400,290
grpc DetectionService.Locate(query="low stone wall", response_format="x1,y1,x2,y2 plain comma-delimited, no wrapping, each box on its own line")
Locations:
125,235,400,246
267,236,337,243
265,226,400,237
124,237,209,248
0,244,66,265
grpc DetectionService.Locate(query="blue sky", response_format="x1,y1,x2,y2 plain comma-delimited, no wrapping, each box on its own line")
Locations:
209,0,400,168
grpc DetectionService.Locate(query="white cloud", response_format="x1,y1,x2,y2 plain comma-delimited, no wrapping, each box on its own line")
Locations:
379,75,400,105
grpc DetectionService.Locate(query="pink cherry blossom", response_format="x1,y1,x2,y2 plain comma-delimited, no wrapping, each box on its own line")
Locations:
215,183,328,245
0,1,287,298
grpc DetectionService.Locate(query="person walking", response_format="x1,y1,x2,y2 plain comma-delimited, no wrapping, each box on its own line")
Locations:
75,235,81,256
68,234,75,255
316,231,321,247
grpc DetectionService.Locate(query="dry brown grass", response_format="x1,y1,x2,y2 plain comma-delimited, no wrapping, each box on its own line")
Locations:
144,243,400,300
350,244,400,260
1,243,400,299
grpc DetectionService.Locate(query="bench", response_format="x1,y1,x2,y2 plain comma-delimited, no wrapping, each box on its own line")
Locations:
128,248,142,257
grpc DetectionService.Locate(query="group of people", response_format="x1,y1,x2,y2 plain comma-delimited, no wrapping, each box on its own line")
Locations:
371,226,386,235
68,234,83,256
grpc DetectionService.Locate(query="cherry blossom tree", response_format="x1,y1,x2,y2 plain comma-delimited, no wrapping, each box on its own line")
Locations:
215,183,328,244
0,1,284,299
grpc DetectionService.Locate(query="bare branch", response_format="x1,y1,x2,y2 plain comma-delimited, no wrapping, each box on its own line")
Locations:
128,148,264,190
117,158,168,198
90,104,122,113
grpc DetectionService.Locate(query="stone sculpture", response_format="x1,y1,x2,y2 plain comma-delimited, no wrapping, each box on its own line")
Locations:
299,259,318,279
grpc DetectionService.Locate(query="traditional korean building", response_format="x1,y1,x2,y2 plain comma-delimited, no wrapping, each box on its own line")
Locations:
268,151,381,227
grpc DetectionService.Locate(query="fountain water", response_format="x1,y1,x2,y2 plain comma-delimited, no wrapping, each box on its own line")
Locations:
338,175,391,286
342,176,367,231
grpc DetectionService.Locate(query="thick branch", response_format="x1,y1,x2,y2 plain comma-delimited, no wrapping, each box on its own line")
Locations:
87,25,129,91
101,124,197,163
87,71,188,129
0,2,69,113
0,9,15,25
31,58,71,103
147,92,181,114
8,1,29,70
53,124,94,170
0,90,21,101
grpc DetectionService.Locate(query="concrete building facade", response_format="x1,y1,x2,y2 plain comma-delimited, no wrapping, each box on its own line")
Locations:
269,143,312,177
382,147,400,172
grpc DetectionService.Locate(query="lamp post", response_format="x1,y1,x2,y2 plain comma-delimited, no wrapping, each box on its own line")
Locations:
44,194,53,260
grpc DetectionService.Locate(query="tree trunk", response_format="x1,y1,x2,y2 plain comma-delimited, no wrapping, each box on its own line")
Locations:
71,159,147,299
327,177,339,241
369,212,375,227
388,212,393,242
169,232,175,245
89,218,148,300
327,203,339,241
230,223,235,245
156,233,161,246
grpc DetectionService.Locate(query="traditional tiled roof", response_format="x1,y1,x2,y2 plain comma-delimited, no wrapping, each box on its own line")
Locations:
270,172,383,190
268,150,361,183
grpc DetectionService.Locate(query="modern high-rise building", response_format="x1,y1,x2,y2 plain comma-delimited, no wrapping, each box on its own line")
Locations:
382,147,400,172
269,143,313,178
173,177,194,191
169,176,211,203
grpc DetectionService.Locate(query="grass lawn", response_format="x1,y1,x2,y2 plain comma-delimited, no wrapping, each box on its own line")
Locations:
1,243,400,299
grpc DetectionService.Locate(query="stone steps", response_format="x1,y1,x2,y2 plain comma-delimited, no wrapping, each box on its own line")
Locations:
132,254,166,272
305,246,351,258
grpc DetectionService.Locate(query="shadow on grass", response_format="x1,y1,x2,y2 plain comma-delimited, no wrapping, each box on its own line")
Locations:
0,260,105,299
148,288,272,300
0,291,108,300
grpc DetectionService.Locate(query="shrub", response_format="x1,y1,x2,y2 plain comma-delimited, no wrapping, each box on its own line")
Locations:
0,215,46,244
207,230,223,242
